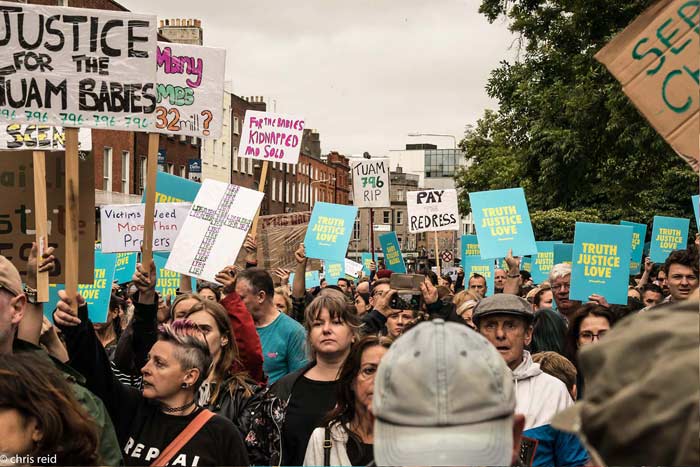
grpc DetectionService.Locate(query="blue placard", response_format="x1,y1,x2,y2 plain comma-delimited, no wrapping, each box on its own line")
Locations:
531,241,561,284
360,252,373,276
620,221,647,275
112,252,137,284
692,195,699,231
154,252,195,300
290,270,321,289
469,188,538,259
46,250,117,323
570,223,633,305
649,216,690,263
304,202,358,261
522,256,532,273
461,234,480,258
461,255,495,297
143,171,201,204
324,262,346,285
553,243,573,266
379,232,407,273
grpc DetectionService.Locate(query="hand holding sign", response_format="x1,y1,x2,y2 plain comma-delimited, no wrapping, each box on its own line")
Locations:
54,290,85,326
133,261,157,304
26,242,56,288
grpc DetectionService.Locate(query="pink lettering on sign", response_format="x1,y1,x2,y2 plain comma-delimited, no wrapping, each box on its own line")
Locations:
156,46,203,88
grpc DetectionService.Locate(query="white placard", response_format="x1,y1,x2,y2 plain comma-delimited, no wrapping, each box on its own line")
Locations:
238,110,304,164
100,203,191,253
0,2,157,131
0,124,91,150
344,258,364,278
350,158,390,208
407,189,459,233
165,180,264,282
153,42,225,139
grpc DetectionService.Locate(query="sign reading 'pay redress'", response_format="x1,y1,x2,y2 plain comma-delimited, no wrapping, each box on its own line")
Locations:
407,189,459,233
166,180,263,283
239,110,305,164
100,203,191,253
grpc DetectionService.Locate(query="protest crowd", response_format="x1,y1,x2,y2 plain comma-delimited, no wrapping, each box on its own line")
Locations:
0,1,699,467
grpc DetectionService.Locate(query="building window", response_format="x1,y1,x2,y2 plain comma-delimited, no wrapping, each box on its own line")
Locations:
272,179,276,201
103,147,112,192
278,180,283,202
291,182,296,204
396,211,403,225
353,217,361,240
233,116,240,135
247,158,253,175
139,156,146,193
180,165,186,177
222,142,227,166
397,235,402,245
121,151,129,193
168,163,174,174
179,134,187,143
383,210,391,224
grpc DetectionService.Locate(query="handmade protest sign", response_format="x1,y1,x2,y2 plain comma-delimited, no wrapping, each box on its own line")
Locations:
461,255,495,297
251,211,319,271
350,158,390,207
238,110,304,164
620,221,648,274
595,0,699,169
112,252,137,284
154,43,225,138
470,188,537,259
165,180,263,282
344,258,364,278
45,248,116,323
531,241,562,284
324,261,345,286
0,2,158,131
379,232,407,273
553,243,574,266
0,150,93,283
143,171,201,204
649,215,690,262
692,195,699,231
361,252,373,276
0,124,91,151
304,202,358,262
461,234,480,258
407,189,459,233
100,203,191,253
570,223,633,305
289,270,321,289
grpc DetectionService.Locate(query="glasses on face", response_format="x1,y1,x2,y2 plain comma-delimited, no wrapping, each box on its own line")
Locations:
579,330,607,342
552,282,570,292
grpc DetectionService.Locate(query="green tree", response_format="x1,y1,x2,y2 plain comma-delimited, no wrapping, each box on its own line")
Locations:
456,0,698,241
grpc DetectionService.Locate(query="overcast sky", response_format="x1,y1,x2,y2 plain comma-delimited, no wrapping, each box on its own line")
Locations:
121,0,515,156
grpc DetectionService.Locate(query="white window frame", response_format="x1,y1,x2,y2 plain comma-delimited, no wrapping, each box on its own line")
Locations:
180,165,186,177
396,211,403,225
139,156,147,192
103,147,112,192
233,116,240,135
121,150,129,194
272,179,277,201
167,163,174,174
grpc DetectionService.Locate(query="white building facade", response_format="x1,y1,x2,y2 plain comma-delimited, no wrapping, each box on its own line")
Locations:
201,90,232,183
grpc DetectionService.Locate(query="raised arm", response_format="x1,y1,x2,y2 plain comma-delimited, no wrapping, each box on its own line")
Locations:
17,242,55,345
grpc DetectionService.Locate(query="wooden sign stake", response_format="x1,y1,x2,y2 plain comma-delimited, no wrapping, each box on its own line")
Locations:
141,133,160,270
64,129,79,313
434,231,441,277
249,160,269,239
32,151,49,302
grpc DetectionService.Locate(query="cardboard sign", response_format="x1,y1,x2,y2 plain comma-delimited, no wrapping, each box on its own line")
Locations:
45,249,116,323
100,203,191,253
0,2,157,131
692,194,699,231
461,255,495,297
344,258,364,278
0,150,94,283
620,221,648,274
304,202,358,261
461,234,480,258
379,232,407,273
238,110,304,164
324,261,346,285
470,188,538,259
350,158,390,208
112,252,137,284
595,0,699,168
407,189,459,233
143,171,201,204
531,241,562,284
154,43,225,138
165,180,263,282
253,211,319,271
361,252,373,276
553,243,574,266
0,124,91,151
649,215,690,262
570,223,633,305
289,270,321,289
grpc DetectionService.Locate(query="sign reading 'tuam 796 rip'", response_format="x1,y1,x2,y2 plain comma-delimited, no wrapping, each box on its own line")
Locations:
0,1,158,131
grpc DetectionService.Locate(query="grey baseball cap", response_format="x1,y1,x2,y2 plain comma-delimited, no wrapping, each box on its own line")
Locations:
373,319,516,466
472,294,534,327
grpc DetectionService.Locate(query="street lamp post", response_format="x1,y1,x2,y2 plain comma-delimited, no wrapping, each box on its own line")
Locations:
407,132,457,149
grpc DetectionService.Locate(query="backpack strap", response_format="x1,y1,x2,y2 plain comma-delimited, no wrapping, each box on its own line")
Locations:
150,409,215,466
323,426,332,467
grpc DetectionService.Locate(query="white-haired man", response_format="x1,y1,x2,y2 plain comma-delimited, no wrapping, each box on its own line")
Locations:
549,263,581,320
